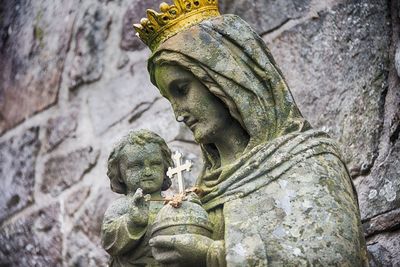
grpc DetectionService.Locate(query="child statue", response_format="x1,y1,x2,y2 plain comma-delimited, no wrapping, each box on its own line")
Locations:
101,130,173,267
101,129,213,267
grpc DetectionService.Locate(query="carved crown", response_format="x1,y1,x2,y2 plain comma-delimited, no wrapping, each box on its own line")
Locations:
133,0,220,51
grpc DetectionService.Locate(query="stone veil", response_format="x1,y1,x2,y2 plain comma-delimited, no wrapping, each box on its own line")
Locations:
147,14,369,266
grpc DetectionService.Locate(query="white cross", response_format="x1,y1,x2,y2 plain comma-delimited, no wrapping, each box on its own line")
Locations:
166,151,192,194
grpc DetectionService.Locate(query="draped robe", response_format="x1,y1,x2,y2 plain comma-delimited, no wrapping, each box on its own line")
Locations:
149,15,369,266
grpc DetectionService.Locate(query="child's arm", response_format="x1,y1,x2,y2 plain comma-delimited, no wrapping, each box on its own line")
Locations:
101,190,149,256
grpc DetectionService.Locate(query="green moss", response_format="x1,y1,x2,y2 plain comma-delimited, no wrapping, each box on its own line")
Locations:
34,25,45,48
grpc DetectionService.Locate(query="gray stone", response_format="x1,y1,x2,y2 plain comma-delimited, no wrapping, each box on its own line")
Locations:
73,187,116,241
128,98,181,143
269,0,390,175
358,138,400,220
396,42,400,78
0,127,40,222
41,146,100,196
219,0,310,34
0,0,76,134
87,62,160,135
363,208,400,238
66,230,110,267
0,203,62,267
68,3,112,90
367,230,400,267
120,0,154,51
65,186,91,216
43,107,78,152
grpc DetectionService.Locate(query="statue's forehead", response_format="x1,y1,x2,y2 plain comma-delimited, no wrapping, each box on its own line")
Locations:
120,143,162,161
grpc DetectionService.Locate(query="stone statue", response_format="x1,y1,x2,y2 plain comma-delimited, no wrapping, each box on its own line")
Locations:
127,0,369,266
101,130,173,266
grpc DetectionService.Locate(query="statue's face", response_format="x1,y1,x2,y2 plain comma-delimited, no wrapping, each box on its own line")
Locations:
154,64,233,143
119,143,165,194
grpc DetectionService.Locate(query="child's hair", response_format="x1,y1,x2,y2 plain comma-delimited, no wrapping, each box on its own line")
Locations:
107,129,173,194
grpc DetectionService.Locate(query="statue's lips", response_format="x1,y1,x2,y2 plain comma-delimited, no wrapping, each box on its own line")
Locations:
141,177,156,182
186,119,198,130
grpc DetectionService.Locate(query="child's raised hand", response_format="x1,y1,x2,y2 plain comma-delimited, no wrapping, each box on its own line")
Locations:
128,188,149,226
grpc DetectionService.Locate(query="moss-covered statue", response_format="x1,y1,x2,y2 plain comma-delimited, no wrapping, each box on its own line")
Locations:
128,0,369,266
101,130,173,266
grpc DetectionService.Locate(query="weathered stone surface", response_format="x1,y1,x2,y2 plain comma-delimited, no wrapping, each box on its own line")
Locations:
0,127,40,222
0,1,76,134
396,42,400,78
268,0,390,174
0,203,62,266
358,139,400,220
43,107,79,152
120,0,154,51
363,208,400,238
66,230,109,267
65,186,91,216
219,0,310,34
68,3,112,89
128,98,181,143
367,230,400,267
73,187,116,241
41,147,100,196
87,62,159,135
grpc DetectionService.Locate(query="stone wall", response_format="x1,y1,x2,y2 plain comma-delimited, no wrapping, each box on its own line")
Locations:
0,0,399,266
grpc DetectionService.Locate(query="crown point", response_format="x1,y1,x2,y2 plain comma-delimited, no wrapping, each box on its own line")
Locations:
160,2,170,12
134,0,220,50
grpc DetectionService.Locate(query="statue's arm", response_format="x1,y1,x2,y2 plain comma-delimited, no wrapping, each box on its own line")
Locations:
101,197,148,256
207,240,226,267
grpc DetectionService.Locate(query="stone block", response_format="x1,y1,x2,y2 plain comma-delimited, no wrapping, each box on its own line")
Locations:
65,230,109,267
0,203,62,266
0,1,76,133
120,0,155,51
268,0,390,174
41,146,100,196
128,97,182,143
73,187,116,241
43,107,78,152
65,186,91,216
358,139,400,220
87,62,160,135
367,230,400,267
0,127,40,222
68,3,112,89
219,0,310,34
363,208,400,237
396,42,400,78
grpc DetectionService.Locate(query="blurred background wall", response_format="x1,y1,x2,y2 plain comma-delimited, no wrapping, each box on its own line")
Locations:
0,0,399,266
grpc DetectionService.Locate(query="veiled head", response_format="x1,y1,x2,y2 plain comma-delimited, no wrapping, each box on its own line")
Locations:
148,15,311,169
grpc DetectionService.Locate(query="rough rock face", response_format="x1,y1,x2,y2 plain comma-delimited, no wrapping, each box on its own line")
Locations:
0,0,399,266
0,0,76,134
43,107,79,152
268,0,390,175
219,0,311,34
120,0,151,51
41,147,100,196
358,139,400,220
68,3,112,89
0,203,62,266
0,127,40,222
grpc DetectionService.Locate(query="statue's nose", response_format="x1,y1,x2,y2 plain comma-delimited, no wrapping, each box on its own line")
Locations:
144,167,151,176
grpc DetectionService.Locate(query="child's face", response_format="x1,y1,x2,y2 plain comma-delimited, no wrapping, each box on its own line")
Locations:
119,143,166,195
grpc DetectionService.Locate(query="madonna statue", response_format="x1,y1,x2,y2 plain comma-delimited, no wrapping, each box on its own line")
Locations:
133,0,369,266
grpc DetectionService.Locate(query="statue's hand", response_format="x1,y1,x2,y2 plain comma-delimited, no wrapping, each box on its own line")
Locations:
128,189,149,227
149,234,213,267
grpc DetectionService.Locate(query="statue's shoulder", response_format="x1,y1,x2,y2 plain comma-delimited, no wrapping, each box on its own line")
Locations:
103,197,131,221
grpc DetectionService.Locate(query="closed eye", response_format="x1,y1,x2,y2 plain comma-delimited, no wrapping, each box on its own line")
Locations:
170,80,190,97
